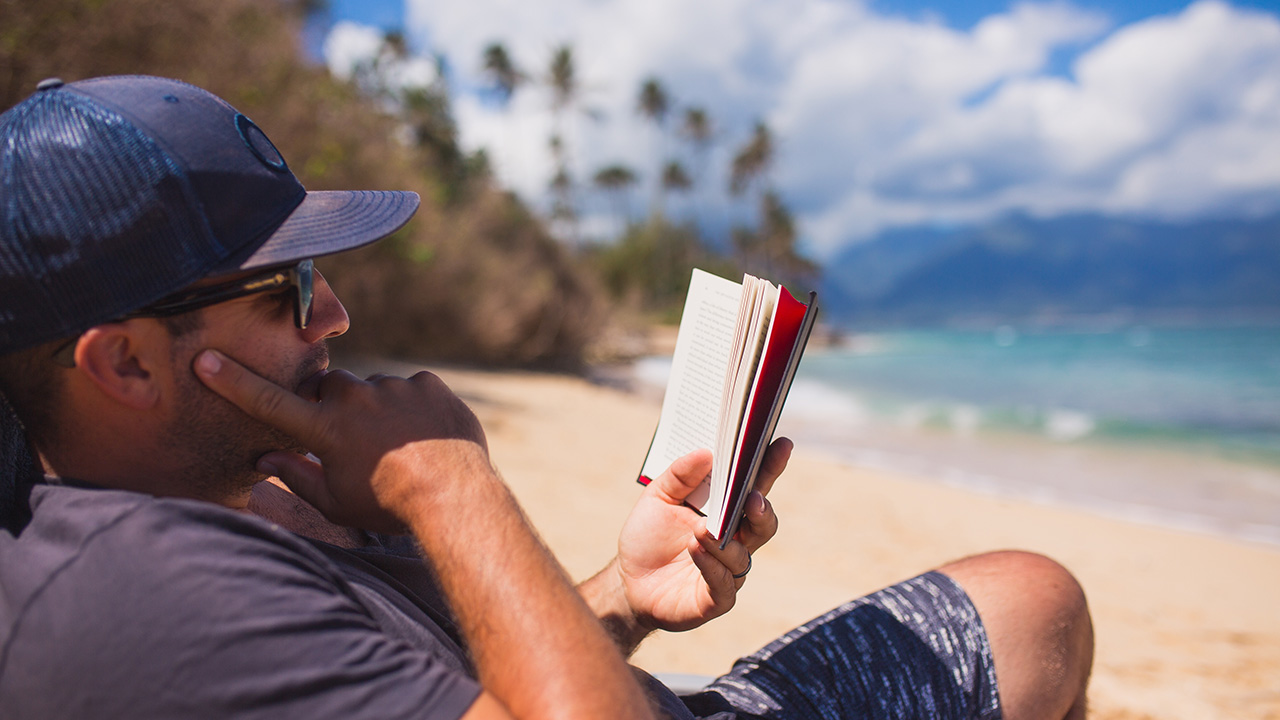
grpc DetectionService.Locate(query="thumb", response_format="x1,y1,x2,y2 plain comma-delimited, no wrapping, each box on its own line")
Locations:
257,451,332,516
651,448,713,505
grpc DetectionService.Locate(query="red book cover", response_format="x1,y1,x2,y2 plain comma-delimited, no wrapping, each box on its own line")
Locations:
716,286,809,539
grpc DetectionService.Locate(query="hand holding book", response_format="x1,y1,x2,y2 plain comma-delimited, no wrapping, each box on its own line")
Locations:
638,269,818,548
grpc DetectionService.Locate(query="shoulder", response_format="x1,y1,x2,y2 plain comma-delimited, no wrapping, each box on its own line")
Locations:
2,484,354,663
7,483,344,598
0,485,481,720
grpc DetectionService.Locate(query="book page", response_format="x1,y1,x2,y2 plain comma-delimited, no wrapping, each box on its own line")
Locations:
713,286,811,541
705,279,777,531
639,270,742,510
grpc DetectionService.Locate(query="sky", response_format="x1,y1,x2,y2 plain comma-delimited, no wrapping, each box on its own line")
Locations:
319,0,1280,257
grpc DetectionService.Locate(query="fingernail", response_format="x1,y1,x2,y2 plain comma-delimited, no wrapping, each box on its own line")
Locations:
195,350,222,376
257,458,279,476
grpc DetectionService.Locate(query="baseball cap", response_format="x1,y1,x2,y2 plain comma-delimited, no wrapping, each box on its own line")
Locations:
0,75,420,355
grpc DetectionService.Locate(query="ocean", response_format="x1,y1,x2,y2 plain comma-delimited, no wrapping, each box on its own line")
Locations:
634,323,1280,546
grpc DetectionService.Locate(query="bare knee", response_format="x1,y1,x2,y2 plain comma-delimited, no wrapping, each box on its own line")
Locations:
939,551,1093,720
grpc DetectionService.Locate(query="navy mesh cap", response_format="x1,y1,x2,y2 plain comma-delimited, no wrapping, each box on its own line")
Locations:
0,75,419,354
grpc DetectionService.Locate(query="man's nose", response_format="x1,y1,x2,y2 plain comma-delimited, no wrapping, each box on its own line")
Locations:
301,270,349,342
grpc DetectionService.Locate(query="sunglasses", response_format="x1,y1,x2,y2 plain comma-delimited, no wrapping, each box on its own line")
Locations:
52,259,314,368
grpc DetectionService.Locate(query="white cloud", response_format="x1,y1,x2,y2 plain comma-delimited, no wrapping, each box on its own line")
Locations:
323,21,385,80
323,20,440,90
381,0,1280,254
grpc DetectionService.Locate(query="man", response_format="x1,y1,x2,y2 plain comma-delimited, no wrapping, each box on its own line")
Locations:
0,75,1092,719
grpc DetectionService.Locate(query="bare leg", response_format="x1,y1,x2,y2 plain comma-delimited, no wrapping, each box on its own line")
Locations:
939,551,1094,720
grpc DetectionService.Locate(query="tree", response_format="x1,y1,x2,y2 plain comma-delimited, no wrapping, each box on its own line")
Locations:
636,76,671,216
729,120,773,197
481,41,524,105
676,106,714,231
729,190,816,290
728,120,776,268
679,106,713,182
381,29,409,60
401,84,459,171
637,76,670,126
478,41,527,190
0,0,606,367
680,107,712,148
548,44,577,115
546,44,579,242
661,161,691,193
593,163,638,235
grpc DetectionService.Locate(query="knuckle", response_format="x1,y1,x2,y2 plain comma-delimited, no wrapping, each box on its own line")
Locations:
410,370,444,388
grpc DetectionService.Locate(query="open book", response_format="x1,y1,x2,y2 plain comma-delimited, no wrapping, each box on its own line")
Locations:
638,269,819,548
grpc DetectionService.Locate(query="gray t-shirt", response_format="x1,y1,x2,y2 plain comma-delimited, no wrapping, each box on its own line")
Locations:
0,482,482,719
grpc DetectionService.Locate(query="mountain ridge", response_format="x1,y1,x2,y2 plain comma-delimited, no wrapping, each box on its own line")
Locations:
819,213,1280,328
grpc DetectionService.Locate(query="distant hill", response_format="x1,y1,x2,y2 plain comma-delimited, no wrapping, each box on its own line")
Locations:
820,213,1280,327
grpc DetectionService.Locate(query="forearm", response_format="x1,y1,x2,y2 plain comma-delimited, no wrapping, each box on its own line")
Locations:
191,359,653,718
403,456,657,720
577,558,653,657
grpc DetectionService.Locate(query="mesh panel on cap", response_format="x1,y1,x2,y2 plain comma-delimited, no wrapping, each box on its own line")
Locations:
0,89,223,353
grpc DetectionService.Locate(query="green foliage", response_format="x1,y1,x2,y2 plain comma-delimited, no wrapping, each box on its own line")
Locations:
588,218,738,321
661,161,692,192
637,77,670,124
0,0,603,369
729,121,773,196
594,165,638,189
548,45,577,112
482,42,525,104
680,107,712,145
731,190,820,296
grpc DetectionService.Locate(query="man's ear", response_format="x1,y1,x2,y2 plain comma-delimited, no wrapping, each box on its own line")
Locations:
73,323,163,410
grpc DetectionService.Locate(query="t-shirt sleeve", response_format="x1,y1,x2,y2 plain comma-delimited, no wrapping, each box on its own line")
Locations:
2,499,482,720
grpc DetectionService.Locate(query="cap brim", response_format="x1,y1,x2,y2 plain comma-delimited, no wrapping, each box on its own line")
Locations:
217,190,420,272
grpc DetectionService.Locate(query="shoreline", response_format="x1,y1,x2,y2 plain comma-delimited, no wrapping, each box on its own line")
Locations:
630,349,1280,550
785,413,1280,549
340,354,1280,720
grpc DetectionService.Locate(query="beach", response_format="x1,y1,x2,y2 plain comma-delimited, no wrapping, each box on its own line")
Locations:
349,356,1280,720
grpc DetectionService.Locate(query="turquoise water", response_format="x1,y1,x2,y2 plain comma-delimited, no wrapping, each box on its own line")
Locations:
633,323,1280,543
798,324,1280,464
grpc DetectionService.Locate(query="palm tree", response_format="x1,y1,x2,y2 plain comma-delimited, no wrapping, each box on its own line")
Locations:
479,41,526,188
548,44,577,116
679,107,713,177
728,121,775,267
481,42,524,105
679,106,714,229
593,163,638,235
351,29,411,98
680,107,712,148
547,44,579,243
729,120,773,197
549,164,576,227
764,190,817,289
637,77,670,125
636,77,671,216
661,161,691,193
387,29,410,55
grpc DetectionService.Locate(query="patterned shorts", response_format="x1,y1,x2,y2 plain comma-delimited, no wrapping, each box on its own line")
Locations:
671,570,1003,720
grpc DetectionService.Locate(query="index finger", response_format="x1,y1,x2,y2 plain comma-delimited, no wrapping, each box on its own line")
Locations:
193,349,326,447
751,437,793,498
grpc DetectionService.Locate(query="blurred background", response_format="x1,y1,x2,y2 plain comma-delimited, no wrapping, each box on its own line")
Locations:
3,0,1278,543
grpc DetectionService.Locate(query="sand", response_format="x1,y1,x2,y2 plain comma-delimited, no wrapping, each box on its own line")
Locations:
350,357,1280,720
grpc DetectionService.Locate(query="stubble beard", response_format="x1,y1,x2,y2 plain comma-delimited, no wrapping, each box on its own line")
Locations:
162,344,328,503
